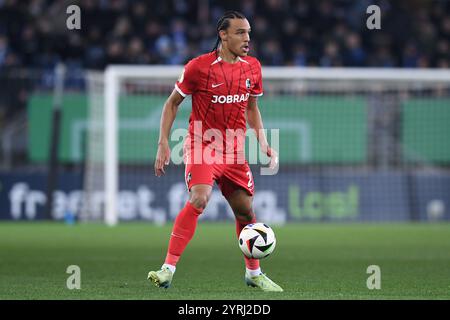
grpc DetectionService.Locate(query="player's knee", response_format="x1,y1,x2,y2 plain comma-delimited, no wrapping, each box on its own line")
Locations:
189,193,210,210
235,207,254,222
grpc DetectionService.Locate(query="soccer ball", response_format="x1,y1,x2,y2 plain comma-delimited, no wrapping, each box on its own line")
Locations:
238,223,276,259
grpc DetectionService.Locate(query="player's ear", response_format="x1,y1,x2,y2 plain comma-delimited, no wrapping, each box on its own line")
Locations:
219,29,227,42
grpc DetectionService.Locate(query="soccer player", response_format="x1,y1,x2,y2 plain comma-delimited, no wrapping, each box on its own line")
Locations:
148,11,283,292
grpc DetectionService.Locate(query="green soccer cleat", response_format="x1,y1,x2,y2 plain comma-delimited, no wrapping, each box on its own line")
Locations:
147,266,173,289
245,272,284,292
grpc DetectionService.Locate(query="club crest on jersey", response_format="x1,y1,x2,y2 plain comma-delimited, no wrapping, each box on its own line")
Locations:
246,78,251,89
212,93,250,104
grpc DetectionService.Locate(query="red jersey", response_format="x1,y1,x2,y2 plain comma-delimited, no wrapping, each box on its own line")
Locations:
175,51,263,161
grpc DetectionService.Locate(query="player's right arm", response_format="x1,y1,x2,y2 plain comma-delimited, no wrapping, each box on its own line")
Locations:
154,59,198,177
154,89,184,177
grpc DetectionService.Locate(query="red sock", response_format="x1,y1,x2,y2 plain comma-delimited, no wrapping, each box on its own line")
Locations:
236,214,260,270
164,201,203,266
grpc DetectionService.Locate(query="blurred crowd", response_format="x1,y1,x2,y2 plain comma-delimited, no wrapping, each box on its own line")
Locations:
0,0,449,167
1,0,449,71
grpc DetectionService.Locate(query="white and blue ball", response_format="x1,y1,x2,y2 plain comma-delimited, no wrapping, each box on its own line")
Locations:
238,222,276,259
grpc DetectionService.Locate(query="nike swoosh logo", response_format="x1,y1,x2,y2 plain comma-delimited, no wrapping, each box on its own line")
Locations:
212,83,224,88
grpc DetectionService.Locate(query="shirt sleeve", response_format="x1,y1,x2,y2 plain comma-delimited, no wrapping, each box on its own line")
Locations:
250,60,263,97
175,59,198,97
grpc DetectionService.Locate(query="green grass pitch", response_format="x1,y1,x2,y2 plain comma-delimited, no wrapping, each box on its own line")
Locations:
0,222,449,300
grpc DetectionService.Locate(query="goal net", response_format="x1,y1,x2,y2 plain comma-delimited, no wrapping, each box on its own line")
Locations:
82,66,450,226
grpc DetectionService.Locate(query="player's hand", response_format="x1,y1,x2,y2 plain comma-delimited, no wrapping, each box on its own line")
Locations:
155,142,171,177
265,146,279,170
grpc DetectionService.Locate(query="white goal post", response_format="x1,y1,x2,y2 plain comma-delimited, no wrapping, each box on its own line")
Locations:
103,66,185,226
86,66,450,226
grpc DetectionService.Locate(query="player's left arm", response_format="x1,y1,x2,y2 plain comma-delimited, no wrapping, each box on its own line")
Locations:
246,96,278,169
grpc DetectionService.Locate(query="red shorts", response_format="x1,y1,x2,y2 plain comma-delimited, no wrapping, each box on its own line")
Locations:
183,143,255,198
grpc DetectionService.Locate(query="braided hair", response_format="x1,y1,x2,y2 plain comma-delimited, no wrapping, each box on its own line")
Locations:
211,11,246,54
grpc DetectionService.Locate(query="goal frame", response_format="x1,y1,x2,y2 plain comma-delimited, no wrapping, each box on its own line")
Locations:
103,65,450,226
